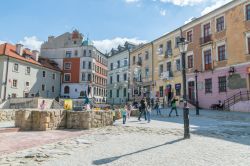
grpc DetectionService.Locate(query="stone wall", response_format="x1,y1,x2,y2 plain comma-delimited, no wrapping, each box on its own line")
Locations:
0,109,16,121
15,110,113,131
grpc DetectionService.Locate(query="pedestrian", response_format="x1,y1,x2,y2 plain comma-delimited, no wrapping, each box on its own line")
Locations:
112,108,116,123
126,103,132,119
40,100,46,110
155,98,161,115
169,96,179,117
138,98,147,121
121,106,127,124
146,100,152,123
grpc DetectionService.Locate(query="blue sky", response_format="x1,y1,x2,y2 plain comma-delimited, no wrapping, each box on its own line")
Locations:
0,0,231,52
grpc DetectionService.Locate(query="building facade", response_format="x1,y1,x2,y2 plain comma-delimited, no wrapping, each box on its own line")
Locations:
0,43,61,100
107,42,135,105
41,30,108,103
129,43,154,101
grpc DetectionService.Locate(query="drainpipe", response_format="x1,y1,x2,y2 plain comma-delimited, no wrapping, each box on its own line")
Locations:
3,44,9,101
151,42,154,99
128,49,130,102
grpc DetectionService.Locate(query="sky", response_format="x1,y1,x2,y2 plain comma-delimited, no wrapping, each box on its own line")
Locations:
0,0,232,53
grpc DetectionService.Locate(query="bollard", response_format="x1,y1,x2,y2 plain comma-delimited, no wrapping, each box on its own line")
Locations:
183,101,190,139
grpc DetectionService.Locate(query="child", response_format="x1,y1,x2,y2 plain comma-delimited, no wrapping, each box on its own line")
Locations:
120,106,127,124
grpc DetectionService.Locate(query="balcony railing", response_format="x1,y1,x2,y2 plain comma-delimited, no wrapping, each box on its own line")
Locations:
200,35,212,45
164,49,172,58
205,63,212,70
137,61,142,66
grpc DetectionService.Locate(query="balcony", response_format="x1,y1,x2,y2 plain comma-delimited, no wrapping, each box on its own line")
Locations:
200,35,212,45
137,60,142,66
205,63,212,71
164,49,172,58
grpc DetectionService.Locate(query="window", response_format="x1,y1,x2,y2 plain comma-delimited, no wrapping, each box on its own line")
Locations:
66,51,72,58
167,40,172,50
133,56,136,64
175,36,180,48
218,76,227,92
13,63,19,72
88,74,91,81
159,86,163,97
52,86,55,93
83,50,86,56
116,89,120,97
216,16,225,32
110,76,113,84
26,67,30,74
42,71,46,77
248,37,250,54
42,84,45,91
123,73,127,81
203,23,211,37
205,78,212,93
145,68,149,78
117,60,120,68
167,62,172,71
218,45,226,61
88,62,92,69
176,59,181,71
25,81,30,87
246,4,250,20
82,73,86,81
110,63,113,70
64,62,71,70
89,50,92,57
145,51,149,60
12,79,17,88
117,74,120,82
124,59,128,66
204,50,212,70
123,88,127,97
110,90,112,98
64,74,71,82
74,50,78,56
175,84,181,96
188,55,193,68
159,64,163,75
187,30,193,42
82,61,85,69
74,41,77,44
158,44,163,54
52,73,56,80
64,86,70,94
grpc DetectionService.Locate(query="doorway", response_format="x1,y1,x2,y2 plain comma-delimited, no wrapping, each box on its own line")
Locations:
188,81,195,101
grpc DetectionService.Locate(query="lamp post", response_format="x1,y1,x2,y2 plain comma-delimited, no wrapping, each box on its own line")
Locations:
194,69,200,115
178,35,190,139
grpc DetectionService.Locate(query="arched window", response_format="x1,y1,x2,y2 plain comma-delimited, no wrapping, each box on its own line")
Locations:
64,86,70,94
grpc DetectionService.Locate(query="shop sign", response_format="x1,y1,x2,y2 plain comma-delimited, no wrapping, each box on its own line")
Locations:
175,83,181,90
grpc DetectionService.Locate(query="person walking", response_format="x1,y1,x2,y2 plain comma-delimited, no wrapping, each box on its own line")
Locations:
121,106,127,124
146,101,152,123
138,98,147,121
155,98,161,115
126,103,132,119
169,96,179,117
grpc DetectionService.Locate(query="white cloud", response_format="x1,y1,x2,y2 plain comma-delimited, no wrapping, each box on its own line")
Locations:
201,0,232,15
159,0,206,6
19,36,43,51
125,0,140,3
184,17,196,24
0,40,7,44
160,9,167,16
93,37,147,53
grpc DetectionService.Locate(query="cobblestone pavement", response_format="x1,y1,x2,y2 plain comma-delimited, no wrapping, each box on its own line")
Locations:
0,109,249,166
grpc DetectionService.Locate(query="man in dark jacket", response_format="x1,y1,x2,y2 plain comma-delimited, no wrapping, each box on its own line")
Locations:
138,98,147,121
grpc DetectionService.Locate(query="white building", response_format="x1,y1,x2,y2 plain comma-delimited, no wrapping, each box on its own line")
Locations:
107,43,136,105
41,30,108,103
0,43,61,100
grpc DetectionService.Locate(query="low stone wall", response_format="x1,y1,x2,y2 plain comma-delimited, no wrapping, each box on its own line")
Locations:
15,110,113,131
0,109,16,121
15,109,66,131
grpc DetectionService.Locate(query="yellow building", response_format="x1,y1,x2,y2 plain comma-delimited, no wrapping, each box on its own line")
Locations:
129,43,153,101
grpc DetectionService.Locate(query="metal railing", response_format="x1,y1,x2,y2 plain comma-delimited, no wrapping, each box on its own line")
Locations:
200,35,212,45
224,91,250,110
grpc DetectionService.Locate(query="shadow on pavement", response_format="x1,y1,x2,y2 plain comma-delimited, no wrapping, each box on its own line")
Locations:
92,138,184,165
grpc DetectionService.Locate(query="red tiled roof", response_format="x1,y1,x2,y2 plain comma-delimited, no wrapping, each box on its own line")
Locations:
0,43,61,72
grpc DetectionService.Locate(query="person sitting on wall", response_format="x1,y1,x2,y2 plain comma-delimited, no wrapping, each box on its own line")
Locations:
217,100,224,110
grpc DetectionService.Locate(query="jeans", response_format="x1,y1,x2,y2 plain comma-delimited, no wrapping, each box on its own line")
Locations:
123,115,126,124
156,108,161,115
147,111,151,122
169,107,178,116
138,108,147,121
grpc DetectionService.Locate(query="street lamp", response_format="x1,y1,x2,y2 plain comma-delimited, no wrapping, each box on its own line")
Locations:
194,69,200,115
178,35,190,139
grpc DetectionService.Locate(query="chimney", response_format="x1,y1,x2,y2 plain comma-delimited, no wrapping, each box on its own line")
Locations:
48,36,54,42
16,44,24,56
31,50,40,61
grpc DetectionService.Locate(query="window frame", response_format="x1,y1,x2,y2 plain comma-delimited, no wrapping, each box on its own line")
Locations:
186,30,193,43
205,78,212,94
218,76,227,93
26,66,31,75
13,63,19,72
64,62,72,70
64,73,71,82
216,15,225,32
12,79,18,88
